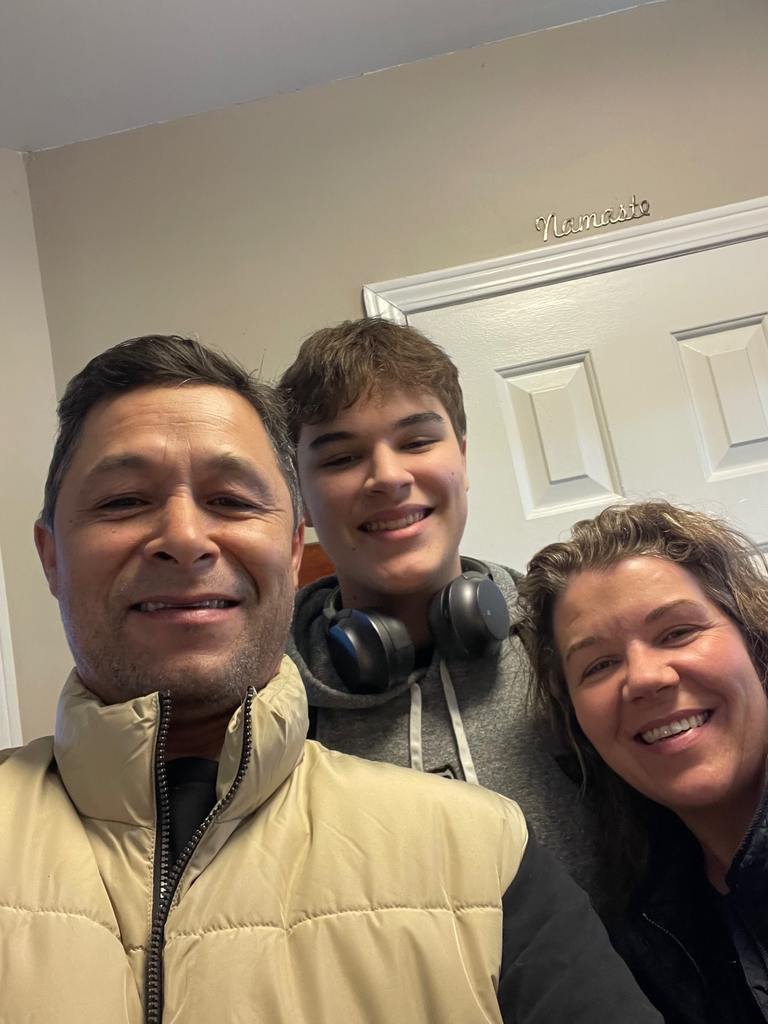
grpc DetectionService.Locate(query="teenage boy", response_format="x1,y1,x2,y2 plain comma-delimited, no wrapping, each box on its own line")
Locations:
279,318,602,900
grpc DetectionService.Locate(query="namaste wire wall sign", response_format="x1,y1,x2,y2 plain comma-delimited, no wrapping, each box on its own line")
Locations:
535,194,651,243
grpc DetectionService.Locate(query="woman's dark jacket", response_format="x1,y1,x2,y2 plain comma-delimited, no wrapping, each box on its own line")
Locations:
615,793,768,1024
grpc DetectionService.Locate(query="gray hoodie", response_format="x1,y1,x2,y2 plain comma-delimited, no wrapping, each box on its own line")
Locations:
288,559,604,904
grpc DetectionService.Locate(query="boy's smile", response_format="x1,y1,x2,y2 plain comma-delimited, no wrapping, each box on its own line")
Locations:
297,389,468,609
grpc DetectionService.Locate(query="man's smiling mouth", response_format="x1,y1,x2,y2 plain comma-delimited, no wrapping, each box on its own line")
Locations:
638,710,712,745
360,509,432,533
132,598,239,612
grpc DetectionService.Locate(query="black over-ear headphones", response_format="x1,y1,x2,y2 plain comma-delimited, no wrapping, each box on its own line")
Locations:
324,560,510,694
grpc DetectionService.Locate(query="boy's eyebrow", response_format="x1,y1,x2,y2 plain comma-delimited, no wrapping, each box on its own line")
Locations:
398,412,444,429
308,411,445,451
307,430,354,451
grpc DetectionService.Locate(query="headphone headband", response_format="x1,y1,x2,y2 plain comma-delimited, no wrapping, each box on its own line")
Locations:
325,562,509,694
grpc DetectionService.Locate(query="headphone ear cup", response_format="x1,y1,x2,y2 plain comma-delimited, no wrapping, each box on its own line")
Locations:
327,609,415,694
428,574,510,660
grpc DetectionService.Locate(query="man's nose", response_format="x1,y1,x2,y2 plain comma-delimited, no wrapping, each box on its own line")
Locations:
365,445,413,495
143,496,219,568
623,644,679,701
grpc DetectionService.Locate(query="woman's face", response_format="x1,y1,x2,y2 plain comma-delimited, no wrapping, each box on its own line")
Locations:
553,556,768,820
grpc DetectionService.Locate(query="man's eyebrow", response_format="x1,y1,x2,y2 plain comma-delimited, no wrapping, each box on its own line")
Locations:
307,411,446,451
80,453,152,486
204,452,261,476
644,599,707,624
202,452,276,491
80,452,269,488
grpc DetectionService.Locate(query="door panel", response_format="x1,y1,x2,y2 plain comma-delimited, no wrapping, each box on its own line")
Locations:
410,236,768,569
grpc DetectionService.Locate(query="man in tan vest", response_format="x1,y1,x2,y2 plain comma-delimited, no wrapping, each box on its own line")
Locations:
0,333,660,1023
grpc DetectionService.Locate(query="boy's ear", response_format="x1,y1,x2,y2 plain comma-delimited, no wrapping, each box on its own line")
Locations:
34,520,60,598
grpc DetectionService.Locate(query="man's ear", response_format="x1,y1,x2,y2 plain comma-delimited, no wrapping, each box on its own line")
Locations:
34,520,60,598
299,488,313,528
460,434,469,491
291,520,306,589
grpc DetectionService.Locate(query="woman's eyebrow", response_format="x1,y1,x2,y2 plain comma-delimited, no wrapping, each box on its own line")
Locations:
564,635,603,664
644,599,707,624
564,600,708,663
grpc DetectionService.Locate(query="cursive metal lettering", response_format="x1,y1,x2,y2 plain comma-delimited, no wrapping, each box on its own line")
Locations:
536,194,651,242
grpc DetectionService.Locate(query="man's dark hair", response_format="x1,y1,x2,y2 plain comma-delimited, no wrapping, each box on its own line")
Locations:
278,317,466,444
41,334,301,528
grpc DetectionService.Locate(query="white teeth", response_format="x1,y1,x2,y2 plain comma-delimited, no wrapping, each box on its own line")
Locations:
363,511,426,532
640,711,710,745
139,599,229,612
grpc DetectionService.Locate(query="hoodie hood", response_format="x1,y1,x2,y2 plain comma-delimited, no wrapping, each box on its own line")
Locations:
287,558,524,710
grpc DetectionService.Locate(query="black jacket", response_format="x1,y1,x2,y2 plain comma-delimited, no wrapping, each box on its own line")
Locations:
615,796,768,1023
500,834,662,1022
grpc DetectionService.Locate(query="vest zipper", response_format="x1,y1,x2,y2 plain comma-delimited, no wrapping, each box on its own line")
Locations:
144,687,255,1024
145,692,172,1024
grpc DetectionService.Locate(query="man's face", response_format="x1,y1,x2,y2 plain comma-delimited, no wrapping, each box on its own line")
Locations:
35,385,303,712
296,389,468,607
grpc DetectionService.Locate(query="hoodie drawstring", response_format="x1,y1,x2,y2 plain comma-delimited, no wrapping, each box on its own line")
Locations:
408,661,478,785
408,683,424,773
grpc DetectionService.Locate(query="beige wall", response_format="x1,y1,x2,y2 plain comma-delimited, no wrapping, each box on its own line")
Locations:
0,149,70,741
9,0,768,734
26,0,768,393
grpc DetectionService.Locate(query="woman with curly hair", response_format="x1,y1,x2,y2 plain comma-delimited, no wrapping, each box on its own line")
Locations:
519,502,768,1024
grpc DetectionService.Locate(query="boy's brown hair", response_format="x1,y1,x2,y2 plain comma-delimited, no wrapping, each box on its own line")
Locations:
278,317,466,443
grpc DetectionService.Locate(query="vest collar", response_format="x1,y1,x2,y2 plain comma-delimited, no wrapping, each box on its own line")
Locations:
53,656,309,830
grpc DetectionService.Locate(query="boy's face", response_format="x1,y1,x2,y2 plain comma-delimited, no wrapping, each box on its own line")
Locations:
297,389,468,607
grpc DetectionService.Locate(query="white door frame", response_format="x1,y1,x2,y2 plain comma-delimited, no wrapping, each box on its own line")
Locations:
0,544,23,747
363,196,768,322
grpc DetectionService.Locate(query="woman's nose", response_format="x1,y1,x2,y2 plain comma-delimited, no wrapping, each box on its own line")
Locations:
623,644,679,700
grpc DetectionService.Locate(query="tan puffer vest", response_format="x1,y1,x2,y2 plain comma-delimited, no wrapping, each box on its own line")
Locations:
0,657,527,1023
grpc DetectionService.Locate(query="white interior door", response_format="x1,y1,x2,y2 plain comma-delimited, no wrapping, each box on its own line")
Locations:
406,236,768,569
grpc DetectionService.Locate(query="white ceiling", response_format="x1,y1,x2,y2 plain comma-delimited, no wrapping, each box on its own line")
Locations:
0,0,662,152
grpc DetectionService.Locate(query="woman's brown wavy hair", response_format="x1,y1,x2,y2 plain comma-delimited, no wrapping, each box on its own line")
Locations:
518,501,768,909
